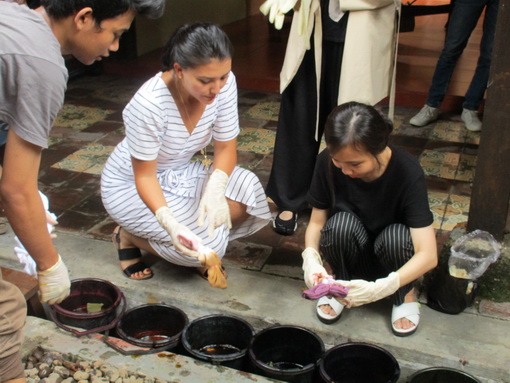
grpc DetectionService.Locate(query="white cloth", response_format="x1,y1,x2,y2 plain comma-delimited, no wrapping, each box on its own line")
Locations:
14,191,56,276
101,72,271,267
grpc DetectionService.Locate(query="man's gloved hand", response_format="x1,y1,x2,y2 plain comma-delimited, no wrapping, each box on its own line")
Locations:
37,254,70,305
341,272,400,307
260,0,298,30
302,247,332,288
156,206,201,257
198,169,232,237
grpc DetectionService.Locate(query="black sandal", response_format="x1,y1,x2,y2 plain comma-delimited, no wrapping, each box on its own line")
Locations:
272,211,298,235
112,227,153,280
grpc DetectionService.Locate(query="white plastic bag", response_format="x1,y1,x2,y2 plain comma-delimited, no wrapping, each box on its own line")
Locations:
448,230,501,280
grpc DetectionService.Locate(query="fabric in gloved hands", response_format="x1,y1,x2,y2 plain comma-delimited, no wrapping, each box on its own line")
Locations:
301,247,332,288
196,245,227,289
341,272,400,307
260,0,298,30
37,254,70,305
198,169,232,237
302,279,349,300
155,206,201,258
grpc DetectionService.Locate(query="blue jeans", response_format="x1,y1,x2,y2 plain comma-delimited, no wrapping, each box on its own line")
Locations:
426,0,499,111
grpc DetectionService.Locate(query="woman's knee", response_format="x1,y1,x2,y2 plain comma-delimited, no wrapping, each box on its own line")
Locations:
227,199,248,227
322,212,363,242
320,212,366,260
375,224,413,267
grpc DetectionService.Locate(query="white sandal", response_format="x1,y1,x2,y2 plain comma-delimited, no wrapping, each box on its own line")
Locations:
391,302,420,337
316,296,344,324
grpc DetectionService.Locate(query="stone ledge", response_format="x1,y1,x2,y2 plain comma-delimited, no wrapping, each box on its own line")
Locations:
478,300,510,319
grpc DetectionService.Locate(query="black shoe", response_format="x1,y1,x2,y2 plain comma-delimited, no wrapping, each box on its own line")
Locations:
273,211,298,235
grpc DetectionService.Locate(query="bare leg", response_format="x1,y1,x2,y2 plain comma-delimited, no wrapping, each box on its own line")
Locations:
393,288,416,330
114,227,157,279
119,228,158,255
227,199,248,227
278,210,294,220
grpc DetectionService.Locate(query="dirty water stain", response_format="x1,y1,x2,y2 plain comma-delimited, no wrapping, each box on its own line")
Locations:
224,300,251,311
157,352,177,359
99,351,118,360
146,295,159,304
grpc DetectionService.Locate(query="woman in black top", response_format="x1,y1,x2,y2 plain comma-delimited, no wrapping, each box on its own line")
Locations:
302,102,438,336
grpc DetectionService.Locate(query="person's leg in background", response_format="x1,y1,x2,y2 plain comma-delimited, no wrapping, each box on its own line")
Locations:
267,38,344,235
410,0,487,127
461,0,499,131
266,45,319,234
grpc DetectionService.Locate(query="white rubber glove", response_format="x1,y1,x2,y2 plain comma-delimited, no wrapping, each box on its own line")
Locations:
260,0,298,30
37,254,71,305
341,272,400,308
302,247,332,289
155,206,201,257
198,169,232,237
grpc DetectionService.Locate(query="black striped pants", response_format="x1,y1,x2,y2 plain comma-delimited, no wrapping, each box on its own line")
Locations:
319,212,414,305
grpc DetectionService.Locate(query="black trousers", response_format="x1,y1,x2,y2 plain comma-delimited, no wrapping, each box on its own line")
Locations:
266,39,344,212
320,212,415,306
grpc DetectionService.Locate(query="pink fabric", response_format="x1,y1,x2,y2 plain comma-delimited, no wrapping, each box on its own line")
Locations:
302,282,349,300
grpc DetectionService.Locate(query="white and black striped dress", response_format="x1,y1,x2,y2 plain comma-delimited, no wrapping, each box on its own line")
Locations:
101,72,271,266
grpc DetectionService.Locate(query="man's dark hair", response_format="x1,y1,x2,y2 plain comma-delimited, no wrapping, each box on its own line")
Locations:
40,0,165,24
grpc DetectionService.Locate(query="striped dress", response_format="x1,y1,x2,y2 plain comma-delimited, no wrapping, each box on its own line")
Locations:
101,72,271,266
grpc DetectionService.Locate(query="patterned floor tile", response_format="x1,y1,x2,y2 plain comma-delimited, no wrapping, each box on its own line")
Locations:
67,75,144,105
54,104,115,131
37,72,483,257
456,153,477,182
245,101,280,121
441,194,470,230
428,191,449,230
429,120,466,143
465,130,481,145
392,113,406,134
51,143,114,174
237,127,275,154
420,150,460,180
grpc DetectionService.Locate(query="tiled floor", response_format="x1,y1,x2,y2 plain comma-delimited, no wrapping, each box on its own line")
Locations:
35,78,478,276
32,8,483,276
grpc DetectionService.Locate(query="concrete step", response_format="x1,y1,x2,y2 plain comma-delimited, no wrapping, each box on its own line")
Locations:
2,231,508,382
